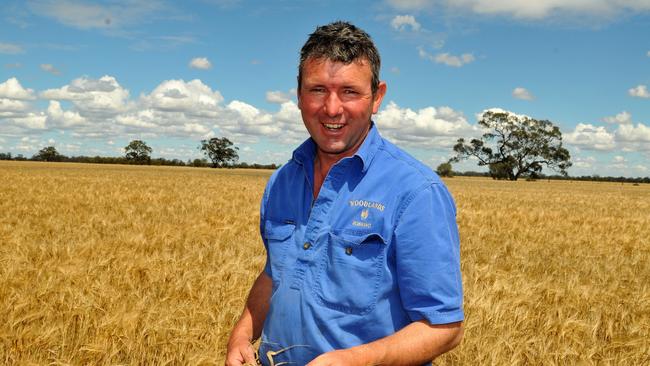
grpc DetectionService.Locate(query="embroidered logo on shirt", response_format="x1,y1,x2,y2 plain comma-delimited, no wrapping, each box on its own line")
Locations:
352,206,375,228
348,199,385,212
360,209,369,220
352,220,372,228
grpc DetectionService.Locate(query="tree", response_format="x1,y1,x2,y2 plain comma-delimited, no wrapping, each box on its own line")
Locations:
124,140,152,164
199,137,239,168
450,110,571,181
33,146,64,162
191,158,208,167
436,162,454,177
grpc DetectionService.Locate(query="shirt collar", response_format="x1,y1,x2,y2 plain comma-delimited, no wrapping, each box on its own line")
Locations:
292,122,381,173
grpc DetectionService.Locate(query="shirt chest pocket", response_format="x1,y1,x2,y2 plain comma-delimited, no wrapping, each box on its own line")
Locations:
263,219,296,283
313,231,387,315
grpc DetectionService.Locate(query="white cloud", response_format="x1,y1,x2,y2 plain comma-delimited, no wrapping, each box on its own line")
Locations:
183,123,210,134
0,42,24,54
12,113,48,129
46,100,86,127
189,57,212,70
512,87,535,101
613,155,626,163
115,111,158,129
564,123,616,151
572,155,596,169
41,75,131,113
116,79,299,142
435,53,475,67
375,101,473,148
391,15,421,32
0,78,36,100
15,136,42,152
0,78,36,122
628,85,650,98
603,111,632,124
223,100,278,139
25,76,306,142
647,50,650,57
266,90,294,104
0,99,31,114
616,123,650,143
270,101,308,144
40,64,61,75
442,0,650,20
419,47,475,67
142,79,222,112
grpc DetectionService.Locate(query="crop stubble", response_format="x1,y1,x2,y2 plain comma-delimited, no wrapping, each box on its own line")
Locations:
0,161,648,365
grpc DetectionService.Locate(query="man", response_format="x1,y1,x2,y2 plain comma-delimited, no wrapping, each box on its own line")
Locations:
226,21,463,366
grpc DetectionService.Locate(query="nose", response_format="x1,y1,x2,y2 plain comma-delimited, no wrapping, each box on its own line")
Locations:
323,92,342,117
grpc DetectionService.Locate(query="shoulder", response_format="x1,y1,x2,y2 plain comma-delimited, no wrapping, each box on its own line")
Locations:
372,136,443,187
361,134,455,221
266,158,301,188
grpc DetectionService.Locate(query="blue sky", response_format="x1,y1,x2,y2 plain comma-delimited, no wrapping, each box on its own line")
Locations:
1,0,649,177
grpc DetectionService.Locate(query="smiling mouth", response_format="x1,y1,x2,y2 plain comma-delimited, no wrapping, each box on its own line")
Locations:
323,123,344,130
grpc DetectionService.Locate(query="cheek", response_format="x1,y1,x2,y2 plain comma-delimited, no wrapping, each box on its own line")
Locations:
304,101,326,116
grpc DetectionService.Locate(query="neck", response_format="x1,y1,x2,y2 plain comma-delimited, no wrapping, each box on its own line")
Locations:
311,123,371,198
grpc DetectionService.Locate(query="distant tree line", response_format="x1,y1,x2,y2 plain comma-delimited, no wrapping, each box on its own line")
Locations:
1,128,647,183
2,148,644,183
0,137,279,170
434,165,650,184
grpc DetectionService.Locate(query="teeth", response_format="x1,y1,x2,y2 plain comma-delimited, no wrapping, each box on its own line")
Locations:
324,124,343,130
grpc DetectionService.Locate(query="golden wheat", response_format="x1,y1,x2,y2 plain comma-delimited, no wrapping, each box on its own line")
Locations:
0,161,648,365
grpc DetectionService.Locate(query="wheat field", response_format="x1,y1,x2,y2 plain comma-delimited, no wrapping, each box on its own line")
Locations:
1,161,648,365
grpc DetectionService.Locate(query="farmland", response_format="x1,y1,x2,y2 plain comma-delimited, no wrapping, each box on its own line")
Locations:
1,161,648,365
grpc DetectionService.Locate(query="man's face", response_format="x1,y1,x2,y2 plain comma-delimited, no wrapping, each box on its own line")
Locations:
298,58,386,161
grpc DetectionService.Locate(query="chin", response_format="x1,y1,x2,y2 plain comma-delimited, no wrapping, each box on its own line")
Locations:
314,139,341,152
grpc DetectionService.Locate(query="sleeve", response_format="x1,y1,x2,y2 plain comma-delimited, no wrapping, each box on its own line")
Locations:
260,180,272,277
394,182,464,325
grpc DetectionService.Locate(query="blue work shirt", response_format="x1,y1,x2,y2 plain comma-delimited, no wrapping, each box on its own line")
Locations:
258,124,463,365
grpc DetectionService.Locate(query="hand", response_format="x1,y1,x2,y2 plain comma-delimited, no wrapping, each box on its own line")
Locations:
225,337,258,366
306,349,366,366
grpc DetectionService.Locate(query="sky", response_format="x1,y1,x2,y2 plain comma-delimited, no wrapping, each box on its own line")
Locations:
1,0,649,177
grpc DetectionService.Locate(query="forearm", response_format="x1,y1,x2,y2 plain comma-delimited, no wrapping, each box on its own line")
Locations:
358,320,463,365
228,271,273,343
308,320,463,366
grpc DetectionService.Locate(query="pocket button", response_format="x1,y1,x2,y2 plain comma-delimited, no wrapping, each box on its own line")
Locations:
345,246,353,255
303,242,312,250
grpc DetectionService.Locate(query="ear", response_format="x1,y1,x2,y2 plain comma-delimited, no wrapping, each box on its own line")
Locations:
372,81,387,114
296,86,303,110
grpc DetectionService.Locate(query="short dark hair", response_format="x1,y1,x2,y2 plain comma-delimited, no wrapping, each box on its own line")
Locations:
298,21,381,94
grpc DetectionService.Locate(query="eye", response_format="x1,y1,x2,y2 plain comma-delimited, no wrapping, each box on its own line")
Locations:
310,87,326,93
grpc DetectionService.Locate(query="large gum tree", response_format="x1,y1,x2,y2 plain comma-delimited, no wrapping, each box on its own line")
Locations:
199,137,239,168
450,110,572,181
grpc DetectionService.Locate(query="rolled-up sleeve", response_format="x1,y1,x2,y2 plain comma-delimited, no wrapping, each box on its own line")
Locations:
394,182,464,325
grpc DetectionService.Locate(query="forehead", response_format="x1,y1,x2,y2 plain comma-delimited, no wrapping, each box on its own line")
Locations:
301,57,372,85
